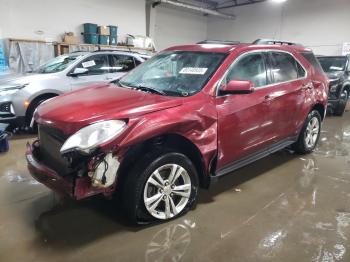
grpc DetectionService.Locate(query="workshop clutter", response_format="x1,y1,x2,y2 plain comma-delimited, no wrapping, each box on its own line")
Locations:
83,23,118,45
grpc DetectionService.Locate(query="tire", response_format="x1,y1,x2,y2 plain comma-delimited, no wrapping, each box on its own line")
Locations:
122,150,199,224
292,110,322,154
26,97,52,133
334,90,348,116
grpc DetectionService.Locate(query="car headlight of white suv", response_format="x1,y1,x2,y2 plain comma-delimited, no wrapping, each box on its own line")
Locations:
60,120,126,154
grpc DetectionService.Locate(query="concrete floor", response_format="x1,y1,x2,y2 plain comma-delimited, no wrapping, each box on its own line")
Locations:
1,113,350,262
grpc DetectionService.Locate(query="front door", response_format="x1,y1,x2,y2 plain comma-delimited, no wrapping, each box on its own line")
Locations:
216,51,275,170
69,54,110,90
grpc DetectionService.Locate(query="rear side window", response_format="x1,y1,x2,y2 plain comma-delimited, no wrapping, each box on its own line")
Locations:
270,52,304,83
301,52,324,74
110,55,136,72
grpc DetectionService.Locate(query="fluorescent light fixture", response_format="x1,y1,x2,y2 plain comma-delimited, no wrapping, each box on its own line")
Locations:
271,0,287,3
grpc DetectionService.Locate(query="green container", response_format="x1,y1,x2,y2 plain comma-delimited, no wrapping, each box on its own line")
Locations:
108,25,118,36
83,23,98,34
84,33,99,44
99,35,109,45
110,36,117,46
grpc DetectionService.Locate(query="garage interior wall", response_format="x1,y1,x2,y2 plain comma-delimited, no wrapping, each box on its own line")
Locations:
151,5,207,51
0,0,146,42
207,0,350,55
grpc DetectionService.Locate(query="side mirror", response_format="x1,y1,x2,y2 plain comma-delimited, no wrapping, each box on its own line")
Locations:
69,68,88,77
221,80,254,95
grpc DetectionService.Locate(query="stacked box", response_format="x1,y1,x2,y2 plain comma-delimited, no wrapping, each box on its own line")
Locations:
84,34,99,44
83,23,98,44
108,25,118,46
0,42,7,72
108,26,118,36
109,36,117,46
98,26,110,35
83,23,98,34
99,35,109,45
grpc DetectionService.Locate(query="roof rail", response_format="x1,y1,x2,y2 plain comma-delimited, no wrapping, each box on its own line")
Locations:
197,40,240,45
253,39,302,46
93,48,146,55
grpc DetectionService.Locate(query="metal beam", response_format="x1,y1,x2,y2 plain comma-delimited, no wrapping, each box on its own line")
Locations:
152,0,236,19
216,0,267,10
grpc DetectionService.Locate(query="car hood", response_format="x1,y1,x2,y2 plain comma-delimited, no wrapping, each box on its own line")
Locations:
36,83,184,134
0,72,59,88
325,71,344,80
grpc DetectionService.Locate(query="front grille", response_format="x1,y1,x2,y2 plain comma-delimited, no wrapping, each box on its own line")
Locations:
0,102,11,113
38,125,72,176
0,102,14,118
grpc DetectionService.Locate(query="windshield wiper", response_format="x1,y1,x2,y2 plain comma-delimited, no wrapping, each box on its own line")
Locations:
133,85,166,96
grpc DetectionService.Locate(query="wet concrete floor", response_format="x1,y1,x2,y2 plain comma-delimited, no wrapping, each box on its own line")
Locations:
1,113,350,262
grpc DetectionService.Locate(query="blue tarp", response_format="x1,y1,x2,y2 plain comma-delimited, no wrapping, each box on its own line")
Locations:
0,40,8,72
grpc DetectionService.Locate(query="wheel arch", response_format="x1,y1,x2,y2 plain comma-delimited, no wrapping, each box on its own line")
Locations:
25,93,59,123
117,133,210,192
312,103,325,120
342,83,350,93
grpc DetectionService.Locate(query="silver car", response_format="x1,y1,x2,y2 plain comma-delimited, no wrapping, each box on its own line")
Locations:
0,50,149,128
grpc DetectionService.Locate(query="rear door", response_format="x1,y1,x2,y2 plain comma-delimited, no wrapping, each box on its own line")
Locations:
69,54,110,90
107,54,137,81
216,51,274,169
264,51,308,141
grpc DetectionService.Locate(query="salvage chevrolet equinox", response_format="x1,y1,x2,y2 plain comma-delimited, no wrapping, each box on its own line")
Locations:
26,40,328,223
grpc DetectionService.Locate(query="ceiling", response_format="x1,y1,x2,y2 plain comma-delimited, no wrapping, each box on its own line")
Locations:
191,0,267,10
150,0,267,19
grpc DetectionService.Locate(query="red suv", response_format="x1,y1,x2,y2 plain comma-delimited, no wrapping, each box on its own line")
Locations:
26,40,328,223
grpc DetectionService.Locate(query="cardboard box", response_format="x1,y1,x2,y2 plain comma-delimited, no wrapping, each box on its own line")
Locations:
63,35,79,44
98,26,110,36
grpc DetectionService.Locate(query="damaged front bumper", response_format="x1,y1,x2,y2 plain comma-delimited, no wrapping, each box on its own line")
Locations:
26,141,117,199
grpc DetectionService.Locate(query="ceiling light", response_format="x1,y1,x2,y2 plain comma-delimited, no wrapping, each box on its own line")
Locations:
271,0,287,3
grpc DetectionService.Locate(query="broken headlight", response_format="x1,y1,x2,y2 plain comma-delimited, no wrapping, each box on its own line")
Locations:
60,120,126,154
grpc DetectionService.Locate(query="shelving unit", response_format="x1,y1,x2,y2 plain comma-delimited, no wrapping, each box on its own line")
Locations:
8,38,155,57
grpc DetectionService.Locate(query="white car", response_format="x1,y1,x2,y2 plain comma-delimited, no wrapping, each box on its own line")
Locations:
0,50,149,128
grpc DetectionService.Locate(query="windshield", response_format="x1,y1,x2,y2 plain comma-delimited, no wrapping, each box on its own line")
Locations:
119,51,227,97
318,57,347,72
35,54,83,74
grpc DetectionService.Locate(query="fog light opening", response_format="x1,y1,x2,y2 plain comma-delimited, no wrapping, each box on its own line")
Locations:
88,153,120,188
10,104,15,115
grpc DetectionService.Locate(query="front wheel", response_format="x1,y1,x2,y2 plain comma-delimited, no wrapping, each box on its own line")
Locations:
122,151,199,224
293,110,322,154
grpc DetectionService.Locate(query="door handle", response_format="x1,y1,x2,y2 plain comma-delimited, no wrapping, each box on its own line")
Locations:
263,95,273,103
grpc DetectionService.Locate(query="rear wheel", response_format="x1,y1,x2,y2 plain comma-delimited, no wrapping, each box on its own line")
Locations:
334,90,348,116
122,151,199,224
293,110,321,154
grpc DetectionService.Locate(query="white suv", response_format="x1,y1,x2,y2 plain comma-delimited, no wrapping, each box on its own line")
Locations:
0,50,149,129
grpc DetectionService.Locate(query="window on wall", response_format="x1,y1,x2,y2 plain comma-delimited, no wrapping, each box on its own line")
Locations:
270,52,304,83
75,55,110,75
224,53,268,88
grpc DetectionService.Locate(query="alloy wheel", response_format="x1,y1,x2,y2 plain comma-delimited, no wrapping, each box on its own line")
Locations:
143,164,192,220
305,116,320,148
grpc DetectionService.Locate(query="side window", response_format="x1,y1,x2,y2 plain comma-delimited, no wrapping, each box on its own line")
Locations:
110,55,136,72
75,55,110,75
301,52,324,74
224,53,268,88
296,62,306,78
270,52,301,83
